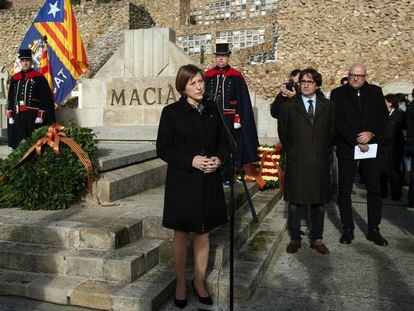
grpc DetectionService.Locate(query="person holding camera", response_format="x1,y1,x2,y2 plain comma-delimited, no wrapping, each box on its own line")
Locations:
270,69,301,119
156,64,228,308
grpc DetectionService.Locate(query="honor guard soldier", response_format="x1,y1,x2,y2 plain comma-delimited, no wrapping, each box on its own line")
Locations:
7,49,53,148
205,41,259,185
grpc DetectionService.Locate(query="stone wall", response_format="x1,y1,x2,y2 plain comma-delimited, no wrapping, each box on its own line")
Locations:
1,0,413,100
247,0,414,99
184,0,414,99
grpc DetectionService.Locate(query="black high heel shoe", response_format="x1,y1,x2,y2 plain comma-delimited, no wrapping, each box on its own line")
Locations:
174,298,187,309
192,279,213,305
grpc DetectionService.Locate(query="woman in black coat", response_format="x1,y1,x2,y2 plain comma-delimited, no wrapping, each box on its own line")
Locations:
380,94,405,200
156,64,228,308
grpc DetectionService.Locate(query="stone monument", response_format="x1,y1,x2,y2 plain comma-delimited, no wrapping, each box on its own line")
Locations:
57,27,277,142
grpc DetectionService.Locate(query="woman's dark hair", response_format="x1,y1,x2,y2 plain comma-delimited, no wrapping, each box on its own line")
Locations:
175,64,205,96
384,94,400,108
299,67,322,87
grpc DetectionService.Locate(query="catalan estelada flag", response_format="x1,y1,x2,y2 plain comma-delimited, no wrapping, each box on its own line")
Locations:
19,0,88,105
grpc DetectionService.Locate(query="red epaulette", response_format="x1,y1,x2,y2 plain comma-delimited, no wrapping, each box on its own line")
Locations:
12,69,44,81
205,67,245,80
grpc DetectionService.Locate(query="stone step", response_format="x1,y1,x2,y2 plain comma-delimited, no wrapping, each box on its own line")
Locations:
0,217,143,251
0,264,175,311
0,238,163,283
0,144,11,160
94,158,167,204
208,191,281,271
207,199,287,300
112,264,176,311
96,142,157,172
93,126,159,142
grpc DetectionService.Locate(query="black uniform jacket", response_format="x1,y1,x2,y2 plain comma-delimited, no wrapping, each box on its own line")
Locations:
331,82,388,160
205,65,259,165
278,95,335,204
156,97,229,232
7,69,55,148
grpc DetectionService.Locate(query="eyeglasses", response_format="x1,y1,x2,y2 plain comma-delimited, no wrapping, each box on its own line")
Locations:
300,80,316,85
349,73,366,79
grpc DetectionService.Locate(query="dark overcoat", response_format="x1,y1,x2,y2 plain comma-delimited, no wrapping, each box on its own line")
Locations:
330,82,388,160
278,96,335,204
380,108,405,173
156,97,228,232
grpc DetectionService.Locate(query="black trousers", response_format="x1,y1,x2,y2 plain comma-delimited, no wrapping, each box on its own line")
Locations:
380,146,403,200
14,111,37,147
337,158,382,231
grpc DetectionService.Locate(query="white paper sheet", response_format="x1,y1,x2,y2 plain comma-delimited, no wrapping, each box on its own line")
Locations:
354,144,378,160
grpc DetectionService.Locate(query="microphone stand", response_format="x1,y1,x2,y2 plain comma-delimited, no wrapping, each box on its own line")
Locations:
209,94,258,311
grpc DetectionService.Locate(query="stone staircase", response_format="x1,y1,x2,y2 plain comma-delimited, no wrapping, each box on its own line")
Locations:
0,141,287,310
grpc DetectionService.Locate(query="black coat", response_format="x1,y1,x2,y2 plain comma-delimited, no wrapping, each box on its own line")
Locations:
270,92,291,119
380,108,405,173
331,82,388,160
156,97,228,232
405,102,414,154
278,96,335,204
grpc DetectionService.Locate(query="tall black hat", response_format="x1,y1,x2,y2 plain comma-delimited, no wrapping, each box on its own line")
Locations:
18,49,32,60
214,42,231,55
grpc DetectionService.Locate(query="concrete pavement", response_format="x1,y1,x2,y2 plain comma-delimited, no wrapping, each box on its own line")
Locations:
1,187,413,310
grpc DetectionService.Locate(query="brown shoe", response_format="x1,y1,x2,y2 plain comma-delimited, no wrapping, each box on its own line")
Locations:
286,240,301,253
310,240,330,254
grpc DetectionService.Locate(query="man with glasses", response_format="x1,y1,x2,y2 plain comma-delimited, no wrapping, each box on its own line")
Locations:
331,63,389,246
278,68,335,254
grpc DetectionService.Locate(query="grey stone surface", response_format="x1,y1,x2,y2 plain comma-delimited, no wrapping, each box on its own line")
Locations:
112,264,176,311
95,142,157,172
93,125,159,141
159,187,414,311
0,144,11,159
95,158,167,203
0,187,413,310
207,203,287,300
27,275,86,305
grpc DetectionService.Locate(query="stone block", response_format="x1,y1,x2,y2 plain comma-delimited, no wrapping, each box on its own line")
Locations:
66,250,105,279
32,247,67,274
93,125,159,141
103,107,143,126
79,227,116,250
27,275,86,305
96,158,167,203
103,254,145,283
112,265,176,311
96,142,157,172
71,280,124,310
0,269,40,297
142,217,173,239
142,107,163,125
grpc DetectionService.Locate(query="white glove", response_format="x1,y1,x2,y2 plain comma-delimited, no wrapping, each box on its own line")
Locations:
35,117,43,124
8,118,14,125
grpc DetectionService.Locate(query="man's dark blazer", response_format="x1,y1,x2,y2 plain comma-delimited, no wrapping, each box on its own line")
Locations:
331,82,388,159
